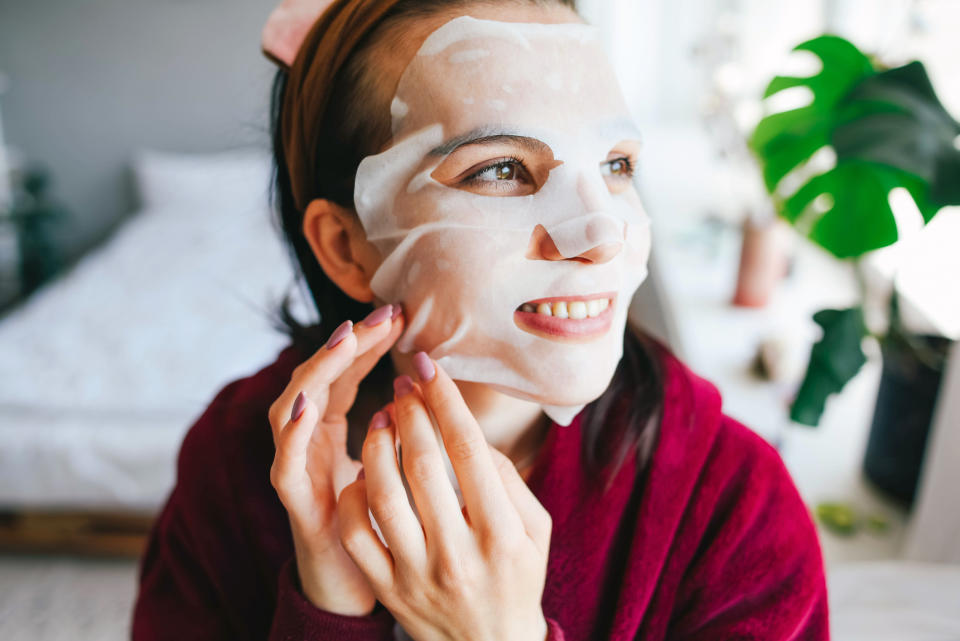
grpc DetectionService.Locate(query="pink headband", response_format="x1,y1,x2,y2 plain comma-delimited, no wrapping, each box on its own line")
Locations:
261,0,336,67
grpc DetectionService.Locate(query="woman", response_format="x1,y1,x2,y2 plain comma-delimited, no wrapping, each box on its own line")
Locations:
132,1,829,639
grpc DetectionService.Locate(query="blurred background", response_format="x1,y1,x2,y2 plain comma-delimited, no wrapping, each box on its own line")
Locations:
0,0,958,638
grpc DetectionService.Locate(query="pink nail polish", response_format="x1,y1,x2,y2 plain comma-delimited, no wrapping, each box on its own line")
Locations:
325,320,353,350
390,304,402,320
369,410,390,432
291,391,306,422
362,304,393,327
393,375,414,397
369,410,389,431
412,352,435,383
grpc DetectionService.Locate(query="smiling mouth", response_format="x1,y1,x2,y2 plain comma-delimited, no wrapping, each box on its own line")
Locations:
513,293,617,341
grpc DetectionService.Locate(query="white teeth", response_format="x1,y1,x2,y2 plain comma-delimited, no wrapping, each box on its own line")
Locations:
525,298,613,318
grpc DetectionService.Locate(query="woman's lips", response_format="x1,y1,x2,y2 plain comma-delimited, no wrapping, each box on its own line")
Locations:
513,293,617,341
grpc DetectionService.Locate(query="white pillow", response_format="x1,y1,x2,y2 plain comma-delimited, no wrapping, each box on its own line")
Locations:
132,148,273,212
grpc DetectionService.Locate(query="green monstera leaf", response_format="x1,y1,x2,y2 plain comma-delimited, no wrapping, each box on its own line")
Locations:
790,307,868,426
832,61,960,208
749,35,960,259
751,35,960,426
750,35,874,195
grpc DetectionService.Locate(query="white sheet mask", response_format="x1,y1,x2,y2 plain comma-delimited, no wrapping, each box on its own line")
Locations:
354,16,652,425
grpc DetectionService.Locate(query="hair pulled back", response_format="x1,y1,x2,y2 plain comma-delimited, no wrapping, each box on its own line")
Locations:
268,0,662,491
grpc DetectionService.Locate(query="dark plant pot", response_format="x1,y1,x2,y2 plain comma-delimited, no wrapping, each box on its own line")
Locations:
863,334,951,508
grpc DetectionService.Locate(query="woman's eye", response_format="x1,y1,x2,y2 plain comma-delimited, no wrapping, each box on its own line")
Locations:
601,156,635,179
463,158,531,186
492,163,519,180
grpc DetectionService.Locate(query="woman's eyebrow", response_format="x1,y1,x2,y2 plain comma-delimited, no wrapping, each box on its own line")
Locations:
428,128,550,156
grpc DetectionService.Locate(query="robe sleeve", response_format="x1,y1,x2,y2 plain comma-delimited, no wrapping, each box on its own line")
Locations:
269,557,397,639
131,486,239,640
666,417,831,640
131,386,397,641
132,490,396,640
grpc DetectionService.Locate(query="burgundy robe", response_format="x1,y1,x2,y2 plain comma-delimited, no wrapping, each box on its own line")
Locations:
132,342,829,639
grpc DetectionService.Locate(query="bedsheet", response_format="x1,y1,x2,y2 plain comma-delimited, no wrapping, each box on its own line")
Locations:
0,151,311,509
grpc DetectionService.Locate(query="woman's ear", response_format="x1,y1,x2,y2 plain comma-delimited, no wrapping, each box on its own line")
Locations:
302,198,382,303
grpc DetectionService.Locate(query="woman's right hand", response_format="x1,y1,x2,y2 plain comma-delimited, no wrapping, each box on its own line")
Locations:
268,304,403,616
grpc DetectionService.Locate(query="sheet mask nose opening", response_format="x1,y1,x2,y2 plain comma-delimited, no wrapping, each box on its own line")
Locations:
585,216,623,245
544,212,627,259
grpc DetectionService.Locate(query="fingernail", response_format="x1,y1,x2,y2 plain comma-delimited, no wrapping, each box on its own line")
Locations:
412,351,435,383
369,410,389,432
393,375,414,397
362,304,393,327
325,320,353,350
291,391,307,422
356,467,365,481
391,304,402,320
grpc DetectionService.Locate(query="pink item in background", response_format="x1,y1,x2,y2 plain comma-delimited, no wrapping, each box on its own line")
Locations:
261,0,335,67
733,216,791,308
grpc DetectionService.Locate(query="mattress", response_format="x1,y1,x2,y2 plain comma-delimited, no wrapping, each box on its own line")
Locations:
0,149,312,511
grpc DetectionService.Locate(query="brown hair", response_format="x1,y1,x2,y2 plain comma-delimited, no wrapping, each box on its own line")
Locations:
268,0,662,492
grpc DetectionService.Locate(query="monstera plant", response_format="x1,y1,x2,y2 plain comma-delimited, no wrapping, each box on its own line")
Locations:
749,35,960,428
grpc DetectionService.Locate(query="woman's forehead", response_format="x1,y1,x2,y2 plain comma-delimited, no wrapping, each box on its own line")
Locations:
389,16,634,143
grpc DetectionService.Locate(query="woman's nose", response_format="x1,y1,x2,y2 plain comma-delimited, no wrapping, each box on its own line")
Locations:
525,169,627,263
526,221,624,264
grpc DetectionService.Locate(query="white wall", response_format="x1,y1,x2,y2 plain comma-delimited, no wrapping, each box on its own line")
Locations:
0,0,276,266
904,341,960,564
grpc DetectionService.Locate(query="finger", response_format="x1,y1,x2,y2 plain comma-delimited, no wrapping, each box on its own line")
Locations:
487,443,553,556
393,375,469,553
268,319,359,442
361,409,426,567
337,475,395,592
307,310,394,422
351,304,399,359
411,353,522,541
327,306,405,417
270,393,321,513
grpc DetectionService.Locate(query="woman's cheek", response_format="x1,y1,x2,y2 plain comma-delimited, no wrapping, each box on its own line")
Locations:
391,228,508,353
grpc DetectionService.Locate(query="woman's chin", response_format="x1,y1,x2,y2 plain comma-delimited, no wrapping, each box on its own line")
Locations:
490,375,614,410
542,383,611,408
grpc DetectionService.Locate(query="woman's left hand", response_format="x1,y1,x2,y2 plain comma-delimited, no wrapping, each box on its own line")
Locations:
336,353,552,641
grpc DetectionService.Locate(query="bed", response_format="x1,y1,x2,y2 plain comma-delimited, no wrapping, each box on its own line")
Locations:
0,148,311,516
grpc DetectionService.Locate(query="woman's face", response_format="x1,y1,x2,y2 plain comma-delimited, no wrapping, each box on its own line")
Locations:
354,12,651,424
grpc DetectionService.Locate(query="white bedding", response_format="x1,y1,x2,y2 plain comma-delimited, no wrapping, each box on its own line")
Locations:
0,149,312,510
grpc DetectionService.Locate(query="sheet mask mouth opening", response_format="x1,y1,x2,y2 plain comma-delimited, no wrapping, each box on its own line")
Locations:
516,294,615,320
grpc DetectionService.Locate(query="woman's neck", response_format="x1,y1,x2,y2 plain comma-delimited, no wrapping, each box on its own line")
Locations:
390,351,549,479
455,379,550,477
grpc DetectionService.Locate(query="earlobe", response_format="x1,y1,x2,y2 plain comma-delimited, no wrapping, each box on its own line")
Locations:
302,198,378,303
